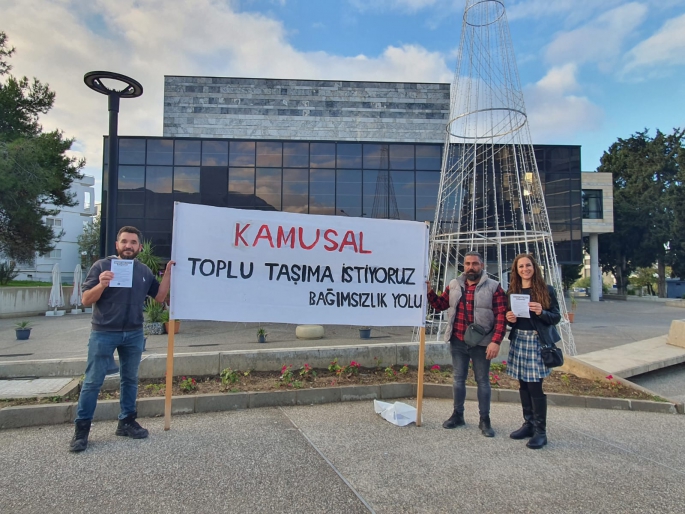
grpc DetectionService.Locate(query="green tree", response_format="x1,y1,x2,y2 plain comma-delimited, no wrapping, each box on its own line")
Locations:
77,215,100,268
629,267,657,296
561,264,583,292
0,31,84,262
597,128,684,296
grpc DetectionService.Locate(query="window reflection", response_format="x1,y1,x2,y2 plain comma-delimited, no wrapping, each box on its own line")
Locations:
363,170,378,217
174,167,200,205
118,166,145,218
256,168,281,211
119,139,146,165
391,171,414,220
336,170,362,217
283,142,309,167
228,167,255,208
390,145,414,170
256,141,283,167
363,144,389,170
145,166,173,219
310,143,336,168
229,141,255,167
202,141,228,166
337,143,362,168
283,168,308,213
174,140,201,166
416,145,442,170
200,167,228,207
416,171,440,222
147,140,174,165
309,169,335,215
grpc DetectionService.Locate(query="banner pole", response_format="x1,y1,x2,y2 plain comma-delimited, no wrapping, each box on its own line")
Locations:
416,326,426,427
163,319,176,431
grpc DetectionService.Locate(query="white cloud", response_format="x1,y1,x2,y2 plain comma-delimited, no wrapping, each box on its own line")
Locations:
623,12,685,77
524,64,603,142
507,0,626,22
348,0,441,13
544,3,648,70
1,0,452,201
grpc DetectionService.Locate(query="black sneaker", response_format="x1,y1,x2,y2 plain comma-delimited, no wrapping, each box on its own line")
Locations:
442,410,465,429
115,415,149,439
69,420,91,452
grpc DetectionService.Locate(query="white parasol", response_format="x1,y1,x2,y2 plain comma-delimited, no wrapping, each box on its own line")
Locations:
48,262,64,311
70,265,83,307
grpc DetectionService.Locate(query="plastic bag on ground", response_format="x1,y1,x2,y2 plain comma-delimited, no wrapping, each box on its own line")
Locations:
373,400,421,427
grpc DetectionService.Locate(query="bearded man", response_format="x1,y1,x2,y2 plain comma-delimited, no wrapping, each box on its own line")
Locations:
426,251,507,437
69,226,174,452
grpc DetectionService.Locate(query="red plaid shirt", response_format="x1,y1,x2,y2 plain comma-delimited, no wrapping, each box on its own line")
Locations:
428,282,507,344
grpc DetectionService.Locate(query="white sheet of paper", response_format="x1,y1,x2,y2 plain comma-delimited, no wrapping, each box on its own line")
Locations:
110,259,134,288
510,294,531,318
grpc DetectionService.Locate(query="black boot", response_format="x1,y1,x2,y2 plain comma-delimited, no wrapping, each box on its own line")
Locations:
442,409,465,429
69,420,91,452
115,413,149,439
510,388,535,439
527,395,548,449
478,416,495,437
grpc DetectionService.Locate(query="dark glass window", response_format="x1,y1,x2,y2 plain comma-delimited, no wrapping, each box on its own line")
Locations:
309,169,335,215
147,140,173,165
202,141,228,166
118,166,145,218
119,139,145,165
104,137,109,165
391,171,415,220
310,143,336,168
229,141,255,167
117,219,144,240
283,169,308,213
200,167,228,207
228,167,255,208
363,170,378,218
174,140,201,166
337,143,362,168
283,142,309,167
390,145,414,170
256,141,283,167
582,189,603,219
336,170,362,217
146,166,173,219
145,219,172,259
174,167,201,204
363,144,389,170
416,145,442,170
416,171,440,222
256,168,281,211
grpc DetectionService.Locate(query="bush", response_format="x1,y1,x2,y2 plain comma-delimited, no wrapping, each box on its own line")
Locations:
0,261,19,285
144,297,165,323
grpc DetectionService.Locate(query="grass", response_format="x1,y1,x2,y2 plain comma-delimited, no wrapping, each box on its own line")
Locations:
0,280,60,287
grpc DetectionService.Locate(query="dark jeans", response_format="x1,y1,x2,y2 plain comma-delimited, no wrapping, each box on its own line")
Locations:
75,329,144,422
450,339,491,418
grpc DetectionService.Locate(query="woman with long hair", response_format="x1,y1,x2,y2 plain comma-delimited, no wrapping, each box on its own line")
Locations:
505,253,561,449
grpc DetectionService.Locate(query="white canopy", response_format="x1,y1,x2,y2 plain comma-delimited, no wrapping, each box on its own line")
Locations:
70,265,83,307
48,263,64,309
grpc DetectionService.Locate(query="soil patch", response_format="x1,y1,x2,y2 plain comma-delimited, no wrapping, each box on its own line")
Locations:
0,363,663,408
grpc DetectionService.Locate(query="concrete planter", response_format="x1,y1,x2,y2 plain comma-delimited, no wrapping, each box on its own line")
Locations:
359,328,371,339
15,328,31,340
143,322,164,335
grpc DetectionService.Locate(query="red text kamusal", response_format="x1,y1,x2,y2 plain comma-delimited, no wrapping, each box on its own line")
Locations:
234,223,372,254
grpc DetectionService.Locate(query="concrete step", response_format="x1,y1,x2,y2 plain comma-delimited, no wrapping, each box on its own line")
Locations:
576,335,685,378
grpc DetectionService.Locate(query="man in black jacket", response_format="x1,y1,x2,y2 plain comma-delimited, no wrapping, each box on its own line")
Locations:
69,226,174,452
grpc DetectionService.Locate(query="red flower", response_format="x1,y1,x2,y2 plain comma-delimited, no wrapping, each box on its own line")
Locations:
606,375,613,380
431,365,441,371
281,365,288,373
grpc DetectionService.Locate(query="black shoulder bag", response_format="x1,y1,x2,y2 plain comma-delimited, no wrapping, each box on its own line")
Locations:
459,287,490,348
540,343,564,368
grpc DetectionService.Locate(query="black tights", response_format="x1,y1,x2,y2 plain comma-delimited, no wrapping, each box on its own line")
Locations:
519,379,544,398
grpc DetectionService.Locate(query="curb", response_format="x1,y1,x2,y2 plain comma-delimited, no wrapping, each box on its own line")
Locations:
0,383,680,430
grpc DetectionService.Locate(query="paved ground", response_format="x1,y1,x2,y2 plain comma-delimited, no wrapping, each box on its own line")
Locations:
633,362,685,404
1,297,683,361
1,398,683,513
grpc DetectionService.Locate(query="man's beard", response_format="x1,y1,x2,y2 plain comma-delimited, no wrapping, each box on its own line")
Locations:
117,248,140,259
464,269,483,281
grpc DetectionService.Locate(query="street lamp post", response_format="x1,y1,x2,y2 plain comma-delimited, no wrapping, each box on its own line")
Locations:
84,71,143,257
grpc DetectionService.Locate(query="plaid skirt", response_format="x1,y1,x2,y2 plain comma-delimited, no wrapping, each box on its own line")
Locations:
507,329,551,381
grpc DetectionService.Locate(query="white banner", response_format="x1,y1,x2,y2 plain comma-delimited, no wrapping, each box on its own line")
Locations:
170,203,429,327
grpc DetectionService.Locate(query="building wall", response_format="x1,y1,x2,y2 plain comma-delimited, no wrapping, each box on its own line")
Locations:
581,172,614,234
163,77,450,143
15,176,97,284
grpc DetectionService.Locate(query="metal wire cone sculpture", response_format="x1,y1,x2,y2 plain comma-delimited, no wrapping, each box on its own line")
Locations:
424,0,575,355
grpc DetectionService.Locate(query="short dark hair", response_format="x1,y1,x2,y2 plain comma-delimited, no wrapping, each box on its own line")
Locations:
117,226,143,243
464,251,483,263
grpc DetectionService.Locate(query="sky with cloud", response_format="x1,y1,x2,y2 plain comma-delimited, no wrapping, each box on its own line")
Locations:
1,0,684,201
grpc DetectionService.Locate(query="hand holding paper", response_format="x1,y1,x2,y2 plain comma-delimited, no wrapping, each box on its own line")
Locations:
110,259,134,288
510,293,531,318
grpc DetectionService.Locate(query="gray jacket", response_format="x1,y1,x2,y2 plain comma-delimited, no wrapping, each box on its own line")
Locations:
83,257,160,332
443,274,501,345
